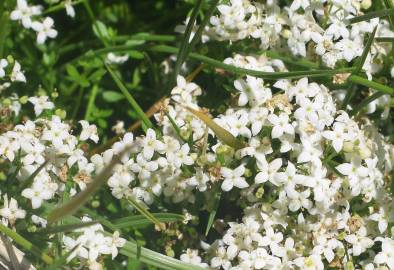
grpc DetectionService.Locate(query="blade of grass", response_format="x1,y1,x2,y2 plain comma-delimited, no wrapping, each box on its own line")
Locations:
348,75,394,95
0,223,53,265
347,8,394,24
184,105,245,149
149,45,355,79
205,190,221,236
382,0,394,29
173,0,203,82
113,213,183,229
185,0,220,55
36,221,98,234
84,84,99,120
342,26,377,109
126,198,165,230
0,11,9,59
350,91,385,116
104,62,153,130
375,37,394,42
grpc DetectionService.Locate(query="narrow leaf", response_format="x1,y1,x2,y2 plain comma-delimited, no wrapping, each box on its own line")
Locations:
351,91,385,116
36,221,98,234
113,213,183,229
184,106,245,149
127,198,165,230
347,8,394,24
0,223,53,264
104,62,153,130
205,191,221,236
348,75,394,95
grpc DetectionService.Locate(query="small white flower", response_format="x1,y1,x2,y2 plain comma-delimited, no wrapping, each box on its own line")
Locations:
0,195,26,225
221,165,249,192
28,96,54,116
10,61,26,82
0,59,8,78
79,120,99,143
31,17,58,44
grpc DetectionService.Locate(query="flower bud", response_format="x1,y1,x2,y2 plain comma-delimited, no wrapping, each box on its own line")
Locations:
255,186,264,198
361,0,372,9
6,55,14,65
345,261,354,270
91,200,100,208
51,91,59,99
19,95,29,104
343,141,354,152
55,109,67,119
2,98,11,106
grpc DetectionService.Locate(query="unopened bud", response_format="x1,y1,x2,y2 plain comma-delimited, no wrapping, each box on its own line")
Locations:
19,95,29,104
343,141,354,152
361,0,372,9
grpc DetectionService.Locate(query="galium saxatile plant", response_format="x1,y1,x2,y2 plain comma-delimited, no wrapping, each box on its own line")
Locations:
0,0,393,270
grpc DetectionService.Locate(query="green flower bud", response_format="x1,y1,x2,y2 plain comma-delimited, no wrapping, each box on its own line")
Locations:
19,96,29,104
2,98,11,106
6,55,14,65
51,91,59,99
255,186,264,198
343,141,354,152
55,109,67,119
91,200,100,208
345,261,354,270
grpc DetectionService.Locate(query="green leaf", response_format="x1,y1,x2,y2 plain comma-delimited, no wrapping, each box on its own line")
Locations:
0,223,53,265
184,106,245,149
36,220,98,234
342,26,377,109
104,62,153,130
347,8,394,24
149,45,355,80
92,20,109,40
103,90,125,102
66,64,80,81
348,75,394,95
351,91,385,116
173,0,203,82
205,190,221,236
127,198,165,230
128,50,145,59
113,213,184,229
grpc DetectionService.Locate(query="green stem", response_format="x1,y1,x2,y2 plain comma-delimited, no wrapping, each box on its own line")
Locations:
104,63,153,130
347,75,394,95
150,45,355,79
84,84,99,120
351,91,385,116
0,224,53,265
0,11,9,58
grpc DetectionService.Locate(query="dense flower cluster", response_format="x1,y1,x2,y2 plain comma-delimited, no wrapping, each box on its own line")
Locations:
0,1,393,270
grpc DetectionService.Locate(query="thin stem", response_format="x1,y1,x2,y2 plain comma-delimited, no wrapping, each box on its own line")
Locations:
348,75,394,95
0,224,53,265
84,84,99,120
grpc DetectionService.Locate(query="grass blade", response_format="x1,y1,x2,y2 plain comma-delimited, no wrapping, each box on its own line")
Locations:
149,45,355,79
347,8,394,24
36,221,98,234
205,190,221,236
348,75,394,95
126,198,165,230
350,91,385,116
184,105,245,149
0,223,53,264
104,62,153,130
173,0,203,82
342,26,377,109
113,213,183,229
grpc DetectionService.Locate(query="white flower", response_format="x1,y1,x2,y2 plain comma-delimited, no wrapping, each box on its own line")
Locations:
106,53,129,64
166,143,194,168
322,122,351,153
79,120,99,143
180,249,207,267
221,165,249,192
254,154,282,185
260,227,283,249
140,128,165,160
234,76,271,107
0,195,26,225
10,0,42,28
65,0,76,18
187,168,210,192
31,17,58,44
22,181,55,209
336,157,369,180
131,154,158,180
10,61,26,82
268,113,294,139
0,59,8,78
28,96,54,116
374,238,394,269
344,227,374,256
107,231,126,259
